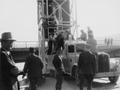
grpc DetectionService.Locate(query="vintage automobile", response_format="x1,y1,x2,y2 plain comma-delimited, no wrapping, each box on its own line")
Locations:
61,40,120,83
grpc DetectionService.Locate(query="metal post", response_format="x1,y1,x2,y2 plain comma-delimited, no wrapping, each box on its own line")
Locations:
46,0,48,18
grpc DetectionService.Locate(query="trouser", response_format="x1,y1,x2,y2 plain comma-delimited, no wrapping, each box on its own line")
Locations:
55,71,64,90
78,74,94,90
2,78,20,90
29,77,39,90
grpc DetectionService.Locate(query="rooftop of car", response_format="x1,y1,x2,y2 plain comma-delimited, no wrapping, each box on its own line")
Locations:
65,40,87,45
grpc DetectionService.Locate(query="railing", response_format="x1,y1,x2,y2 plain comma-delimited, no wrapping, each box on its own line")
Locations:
0,40,120,48
12,41,39,48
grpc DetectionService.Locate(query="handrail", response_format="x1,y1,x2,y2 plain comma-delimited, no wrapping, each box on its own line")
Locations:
12,41,39,48
0,40,120,48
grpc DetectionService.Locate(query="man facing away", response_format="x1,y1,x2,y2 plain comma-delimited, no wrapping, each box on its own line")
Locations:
23,47,44,90
78,49,97,90
0,32,22,90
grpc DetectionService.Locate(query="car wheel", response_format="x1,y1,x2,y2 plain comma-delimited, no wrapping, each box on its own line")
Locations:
109,76,119,84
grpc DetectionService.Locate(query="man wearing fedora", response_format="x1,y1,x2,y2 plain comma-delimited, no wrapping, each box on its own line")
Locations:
0,32,21,90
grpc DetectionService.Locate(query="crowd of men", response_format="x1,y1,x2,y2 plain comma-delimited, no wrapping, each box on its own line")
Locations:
0,30,97,90
80,27,97,53
0,32,44,90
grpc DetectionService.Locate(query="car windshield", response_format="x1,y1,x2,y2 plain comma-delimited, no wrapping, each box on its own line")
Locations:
67,44,86,53
68,45,74,53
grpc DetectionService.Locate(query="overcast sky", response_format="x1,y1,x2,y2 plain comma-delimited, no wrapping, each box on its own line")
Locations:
0,0,120,41
76,0,120,39
0,0,38,41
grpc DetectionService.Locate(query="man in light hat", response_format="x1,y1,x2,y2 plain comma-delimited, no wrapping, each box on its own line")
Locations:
87,28,97,53
0,32,21,90
80,30,87,41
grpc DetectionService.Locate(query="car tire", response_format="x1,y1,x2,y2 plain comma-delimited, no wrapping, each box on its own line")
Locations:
109,76,119,84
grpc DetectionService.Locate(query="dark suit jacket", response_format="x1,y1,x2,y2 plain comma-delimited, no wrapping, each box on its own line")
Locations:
23,53,43,78
0,48,20,90
78,50,96,75
52,54,64,73
55,34,65,50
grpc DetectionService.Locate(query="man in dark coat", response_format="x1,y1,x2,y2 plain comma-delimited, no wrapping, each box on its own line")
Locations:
0,32,21,90
78,50,96,90
53,47,65,90
23,47,44,90
55,32,65,52
47,34,54,55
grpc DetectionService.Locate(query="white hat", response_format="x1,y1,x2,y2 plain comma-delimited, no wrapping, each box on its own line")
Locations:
0,32,15,42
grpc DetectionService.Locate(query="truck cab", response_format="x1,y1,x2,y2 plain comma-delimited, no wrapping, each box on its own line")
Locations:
62,40,87,73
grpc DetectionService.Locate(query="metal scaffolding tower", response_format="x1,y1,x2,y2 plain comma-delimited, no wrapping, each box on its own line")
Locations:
37,0,77,72
37,0,77,39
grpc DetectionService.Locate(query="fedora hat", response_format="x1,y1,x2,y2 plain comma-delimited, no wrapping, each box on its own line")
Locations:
0,32,15,42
